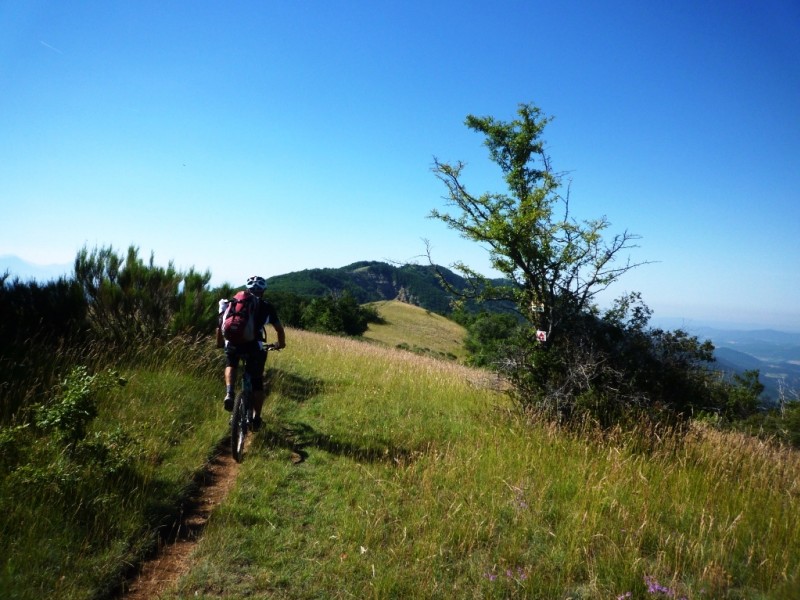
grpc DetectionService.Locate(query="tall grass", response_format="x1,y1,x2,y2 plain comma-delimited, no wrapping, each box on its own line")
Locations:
0,335,228,599
2,325,797,598
162,329,800,599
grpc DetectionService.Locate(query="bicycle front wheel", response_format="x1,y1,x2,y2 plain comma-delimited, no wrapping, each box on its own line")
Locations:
231,392,249,462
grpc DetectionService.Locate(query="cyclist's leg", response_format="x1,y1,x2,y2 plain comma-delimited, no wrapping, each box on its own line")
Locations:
223,347,241,410
245,345,268,422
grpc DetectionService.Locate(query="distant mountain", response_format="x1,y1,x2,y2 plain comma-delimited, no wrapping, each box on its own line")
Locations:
697,327,800,362
266,261,512,316
681,326,800,404
0,255,72,282
714,347,765,371
712,346,800,405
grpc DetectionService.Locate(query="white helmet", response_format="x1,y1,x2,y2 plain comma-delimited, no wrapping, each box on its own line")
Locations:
246,275,267,293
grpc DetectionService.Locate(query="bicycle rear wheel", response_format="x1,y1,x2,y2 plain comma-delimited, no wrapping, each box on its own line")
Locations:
231,391,249,462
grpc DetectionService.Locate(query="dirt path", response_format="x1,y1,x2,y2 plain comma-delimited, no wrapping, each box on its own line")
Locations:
121,441,240,599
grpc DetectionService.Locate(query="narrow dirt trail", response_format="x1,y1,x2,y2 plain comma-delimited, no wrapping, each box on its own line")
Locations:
121,442,240,599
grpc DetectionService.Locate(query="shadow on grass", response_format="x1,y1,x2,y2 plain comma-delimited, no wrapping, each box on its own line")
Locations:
266,368,329,404
260,421,417,466
260,369,417,465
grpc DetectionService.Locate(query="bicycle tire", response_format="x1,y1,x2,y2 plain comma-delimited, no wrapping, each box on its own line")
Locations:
231,391,249,462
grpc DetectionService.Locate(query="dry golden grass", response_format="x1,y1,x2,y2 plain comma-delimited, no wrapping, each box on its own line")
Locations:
362,300,467,361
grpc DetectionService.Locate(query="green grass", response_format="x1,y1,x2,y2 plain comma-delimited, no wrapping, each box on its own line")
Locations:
2,327,799,598
363,300,468,361
0,341,228,600
159,329,800,599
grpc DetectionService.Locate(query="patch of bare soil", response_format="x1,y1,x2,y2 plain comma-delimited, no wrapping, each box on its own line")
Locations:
120,441,239,599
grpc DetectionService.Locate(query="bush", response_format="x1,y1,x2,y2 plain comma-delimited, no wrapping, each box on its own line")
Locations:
499,294,723,426
463,311,519,367
734,400,800,448
0,273,88,347
171,268,219,336
721,370,764,421
74,244,217,343
3,364,134,507
0,274,90,421
301,291,375,336
34,366,124,444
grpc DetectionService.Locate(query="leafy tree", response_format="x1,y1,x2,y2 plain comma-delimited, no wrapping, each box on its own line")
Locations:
430,103,720,423
265,290,308,329
430,103,645,340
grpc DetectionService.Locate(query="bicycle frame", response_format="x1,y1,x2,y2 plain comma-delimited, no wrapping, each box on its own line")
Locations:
229,342,278,462
231,371,254,462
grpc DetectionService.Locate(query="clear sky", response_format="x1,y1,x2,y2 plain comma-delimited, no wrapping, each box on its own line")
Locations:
1,1,798,330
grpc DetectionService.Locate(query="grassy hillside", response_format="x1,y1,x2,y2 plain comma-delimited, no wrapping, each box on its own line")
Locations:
3,327,799,598
362,300,468,361
160,329,797,599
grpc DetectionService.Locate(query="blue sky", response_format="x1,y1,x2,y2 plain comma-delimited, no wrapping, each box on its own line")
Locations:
1,1,798,330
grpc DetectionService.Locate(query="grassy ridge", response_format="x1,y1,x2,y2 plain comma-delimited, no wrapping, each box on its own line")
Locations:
2,324,798,598
363,300,468,361
161,329,799,599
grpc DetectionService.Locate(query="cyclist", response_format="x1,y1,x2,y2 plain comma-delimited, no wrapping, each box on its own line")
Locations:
221,275,286,431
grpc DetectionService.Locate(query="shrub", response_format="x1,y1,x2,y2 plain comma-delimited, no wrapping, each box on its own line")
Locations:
301,291,374,336
0,273,88,346
463,311,519,367
34,365,125,445
734,400,800,448
499,294,721,426
74,244,217,343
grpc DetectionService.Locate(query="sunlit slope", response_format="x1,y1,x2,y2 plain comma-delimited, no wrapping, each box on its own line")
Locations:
166,328,800,599
363,299,467,361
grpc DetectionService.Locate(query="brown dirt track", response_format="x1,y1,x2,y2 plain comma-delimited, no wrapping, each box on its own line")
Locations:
120,443,240,599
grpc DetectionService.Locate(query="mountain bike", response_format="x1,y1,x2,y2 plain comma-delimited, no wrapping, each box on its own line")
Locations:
230,344,279,463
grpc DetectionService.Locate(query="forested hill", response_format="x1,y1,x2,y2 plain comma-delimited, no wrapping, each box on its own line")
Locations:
266,261,503,315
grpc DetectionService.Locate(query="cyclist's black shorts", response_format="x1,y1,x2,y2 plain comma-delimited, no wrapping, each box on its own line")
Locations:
224,341,267,391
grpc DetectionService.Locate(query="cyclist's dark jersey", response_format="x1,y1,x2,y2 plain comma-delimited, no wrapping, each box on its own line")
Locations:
254,299,281,341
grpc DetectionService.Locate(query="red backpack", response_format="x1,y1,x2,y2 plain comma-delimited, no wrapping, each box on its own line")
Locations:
220,291,259,345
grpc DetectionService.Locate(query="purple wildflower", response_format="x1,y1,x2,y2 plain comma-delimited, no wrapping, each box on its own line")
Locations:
644,575,686,598
484,565,529,583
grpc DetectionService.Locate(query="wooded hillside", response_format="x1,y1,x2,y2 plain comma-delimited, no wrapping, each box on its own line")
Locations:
266,261,510,316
